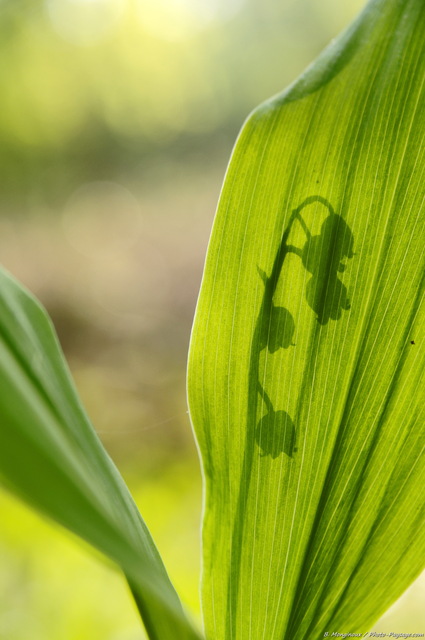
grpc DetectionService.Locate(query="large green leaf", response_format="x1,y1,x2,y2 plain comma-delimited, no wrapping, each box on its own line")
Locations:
0,267,201,640
188,0,425,638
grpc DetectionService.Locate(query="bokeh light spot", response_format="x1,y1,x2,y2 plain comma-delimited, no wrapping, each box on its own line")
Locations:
136,0,246,41
45,0,126,46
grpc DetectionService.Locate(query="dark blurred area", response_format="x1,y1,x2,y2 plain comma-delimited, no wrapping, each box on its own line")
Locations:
5,2,423,639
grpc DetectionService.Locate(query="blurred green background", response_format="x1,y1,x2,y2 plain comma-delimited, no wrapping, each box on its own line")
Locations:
0,0,423,638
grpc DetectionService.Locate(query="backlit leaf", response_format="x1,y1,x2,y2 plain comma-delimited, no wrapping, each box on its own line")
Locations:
188,0,425,638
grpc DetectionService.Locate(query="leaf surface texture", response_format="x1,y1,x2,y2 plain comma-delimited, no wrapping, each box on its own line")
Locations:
188,1,425,638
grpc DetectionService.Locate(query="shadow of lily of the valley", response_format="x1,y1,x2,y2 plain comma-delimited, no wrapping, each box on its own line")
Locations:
255,196,354,459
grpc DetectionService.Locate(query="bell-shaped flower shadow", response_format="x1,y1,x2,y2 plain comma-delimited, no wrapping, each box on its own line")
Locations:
305,277,351,325
259,305,295,352
301,213,354,325
256,408,296,459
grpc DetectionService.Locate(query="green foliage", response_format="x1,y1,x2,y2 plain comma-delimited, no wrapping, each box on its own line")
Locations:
0,268,200,640
0,1,424,639
188,0,425,638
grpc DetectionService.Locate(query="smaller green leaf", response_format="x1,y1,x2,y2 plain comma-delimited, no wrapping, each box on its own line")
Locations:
0,266,201,640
